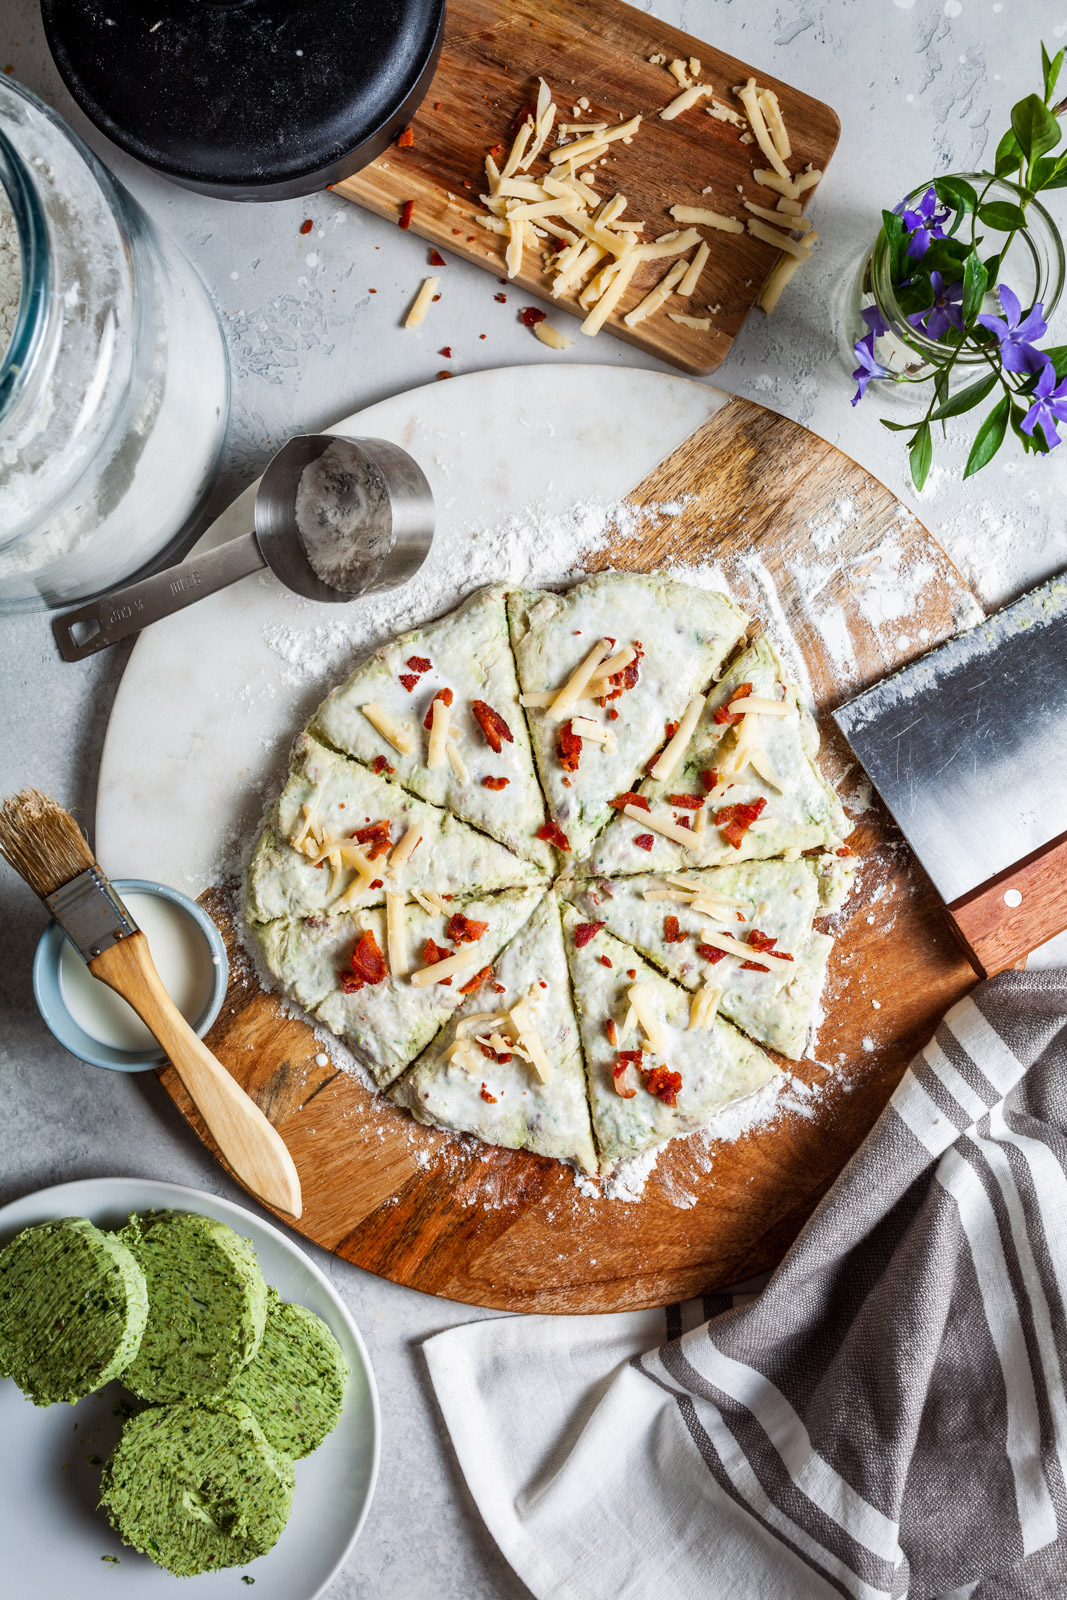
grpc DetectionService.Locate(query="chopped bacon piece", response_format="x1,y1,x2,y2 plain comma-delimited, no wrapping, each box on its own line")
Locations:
423,686,453,729
715,797,767,849
740,959,769,972
439,346,452,358
557,720,582,772
665,720,679,740
520,307,547,327
699,769,719,793
713,681,753,726
446,912,488,944
494,292,507,302
339,969,362,993
741,929,793,972
349,929,387,986
480,1084,498,1103
613,1050,642,1099
492,981,507,994
608,708,619,721
407,655,432,672
627,968,637,980
836,844,856,857
353,820,392,859
396,127,414,148
398,199,414,229
370,878,384,890
573,921,605,948
669,793,704,809
609,791,649,812
663,915,686,944
605,1019,618,1046
633,833,654,851
372,755,395,775
644,1065,682,1106
675,816,691,830
429,249,446,266
537,819,570,851
481,775,509,790
459,965,493,995
422,938,450,966
471,700,513,752
696,944,726,964
399,673,421,692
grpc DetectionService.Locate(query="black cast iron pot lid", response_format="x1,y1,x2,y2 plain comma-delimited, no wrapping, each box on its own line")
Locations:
40,0,445,201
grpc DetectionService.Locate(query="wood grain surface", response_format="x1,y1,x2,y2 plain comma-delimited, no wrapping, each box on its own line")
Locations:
159,394,984,1314
334,0,839,375
948,828,1067,978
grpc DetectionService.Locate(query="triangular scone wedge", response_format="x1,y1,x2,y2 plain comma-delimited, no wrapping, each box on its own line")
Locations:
583,635,849,877
252,887,544,1088
246,733,545,924
560,904,779,1172
390,893,598,1175
311,586,554,873
508,573,747,862
566,856,850,1060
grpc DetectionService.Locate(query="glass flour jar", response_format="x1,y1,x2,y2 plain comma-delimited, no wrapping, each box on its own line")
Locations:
0,78,229,611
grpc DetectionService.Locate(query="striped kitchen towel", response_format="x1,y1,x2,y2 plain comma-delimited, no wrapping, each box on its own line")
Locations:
424,970,1067,1600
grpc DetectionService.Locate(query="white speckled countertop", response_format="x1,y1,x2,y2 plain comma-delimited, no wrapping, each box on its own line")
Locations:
2,3,1066,1596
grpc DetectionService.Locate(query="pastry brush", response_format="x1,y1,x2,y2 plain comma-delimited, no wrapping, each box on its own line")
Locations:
0,788,302,1218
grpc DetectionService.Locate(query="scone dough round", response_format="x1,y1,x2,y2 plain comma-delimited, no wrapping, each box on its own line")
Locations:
228,1286,348,1458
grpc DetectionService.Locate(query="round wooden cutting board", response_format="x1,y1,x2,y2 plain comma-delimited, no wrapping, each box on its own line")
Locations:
97,367,983,1313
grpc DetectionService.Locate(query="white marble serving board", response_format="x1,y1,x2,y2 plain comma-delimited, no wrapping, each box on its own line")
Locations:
95,365,726,894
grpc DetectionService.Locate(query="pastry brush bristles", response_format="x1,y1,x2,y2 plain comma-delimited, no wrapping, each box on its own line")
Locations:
0,788,96,900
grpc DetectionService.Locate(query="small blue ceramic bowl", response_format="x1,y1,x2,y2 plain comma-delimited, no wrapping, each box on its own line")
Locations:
33,878,229,1072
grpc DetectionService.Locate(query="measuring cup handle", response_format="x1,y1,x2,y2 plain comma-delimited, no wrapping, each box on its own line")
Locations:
51,532,266,661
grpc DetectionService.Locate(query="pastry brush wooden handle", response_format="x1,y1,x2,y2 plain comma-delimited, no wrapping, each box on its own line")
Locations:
90,931,302,1218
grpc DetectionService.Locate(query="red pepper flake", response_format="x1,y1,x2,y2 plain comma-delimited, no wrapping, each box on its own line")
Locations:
573,921,605,948
492,981,507,994
494,292,507,303
482,775,509,790
700,769,719,793
369,287,377,293
434,101,443,110
627,968,637,980
480,333,487,340
664,915,686,944
633,833,654,851
557,720,582,772
446,912,488,944
644,1064,682,1106
836,844,856,857
399,673,421,692
439,346,452,359
609,791,649,812
372,755,395,775
608,708,619,721
605,1019,618,1046
452,228,462,236
370,878,384,890
520,307,547,327
480,1083,498,1103
349,928,387,986
713,681,753,726
593,955,609,969
715,797,767,849
539,979,548,988
437,371,452,380
537,819,571,851
429,248,446,266
398,200,415,230
353,820,392,859
669,793,704,809
423,686,453,729
471,700,513,752
396,127,415,148
299,219,314,235
407,655,431,672
664,720,679,740
459,965,494,995
696,944,726,964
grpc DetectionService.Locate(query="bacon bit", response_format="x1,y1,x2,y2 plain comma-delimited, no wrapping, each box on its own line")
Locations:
664,720,679,740
372,755,395,775
664,915,686,944
407,655,432,672
459,965,494,994
669,793,704,809
605,1019,618,1046
396,127,415,148
300,219,314,235
836,844,856,857
537,819,571,851
439,346,452,358
339,969,362,993
437,371,452,380
471,700,513,752
520,307,547,327
429,249,446,266
713,681,753,726
352,820,391,860
492,981,507,994
627,968,637,979
716,797,767,849
494,292,507,303
634,833,654,851
488,143,505,157
557,720,582,772
607,642,643,698
700,769,719,793
696,944,727,964
598,954,612,968
608,708,619,721
399,673,421,692
609,791,649,812
740,959,769,972
446,912,488,944
422,938,450,965
349,928,387,986
480,1084,498,1103
481,775,509,790
741,929,793,973
675,815,692,830
370,878,384,890
612,1062,638,1099
398,200,415,229
573,921,605,948
423,686,454,729
644,1065,682,1106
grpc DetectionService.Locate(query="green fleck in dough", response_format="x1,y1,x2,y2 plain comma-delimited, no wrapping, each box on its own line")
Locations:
0,1218,148,1407
119,1212,268,1403
100,1398,294,1577
228,1287,347,1458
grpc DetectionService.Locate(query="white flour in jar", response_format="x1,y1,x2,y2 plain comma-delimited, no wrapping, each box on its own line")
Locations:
295,439,393,593
0,185,20,360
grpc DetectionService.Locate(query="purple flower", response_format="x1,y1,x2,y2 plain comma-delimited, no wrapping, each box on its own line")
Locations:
977,285,1048,373
861,304,890,339
896,186,951,258
851,331,890,406
908,272,964,340
1020,359,1067,449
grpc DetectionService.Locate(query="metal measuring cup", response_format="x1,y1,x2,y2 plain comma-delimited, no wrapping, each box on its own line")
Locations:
52,434,434,661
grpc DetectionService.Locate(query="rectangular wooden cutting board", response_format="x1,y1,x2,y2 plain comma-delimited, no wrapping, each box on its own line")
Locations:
335,0,839,374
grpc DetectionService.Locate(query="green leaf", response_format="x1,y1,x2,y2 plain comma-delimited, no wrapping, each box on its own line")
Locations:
1041,343,1067,380
909,423,933,492
964,396,1010,478
1032,153,1067,191
994,128,1024,176
934,367,950,410
934,176,979,216
879,418,919,432
1042,42,1065,102
977,199,1029,232
880,208,909,282
982,251,1002,284
925,372,1000,424
1011,94,1061,160
1009,403,1039,455
961,252,988,324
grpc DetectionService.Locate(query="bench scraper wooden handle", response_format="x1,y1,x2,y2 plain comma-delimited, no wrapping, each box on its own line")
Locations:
945,828,1067,978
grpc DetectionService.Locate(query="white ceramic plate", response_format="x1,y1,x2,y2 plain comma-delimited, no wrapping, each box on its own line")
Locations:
0,1178,380,1600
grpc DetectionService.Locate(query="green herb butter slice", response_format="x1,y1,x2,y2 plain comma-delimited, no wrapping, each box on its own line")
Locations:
228,1287,347,1459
